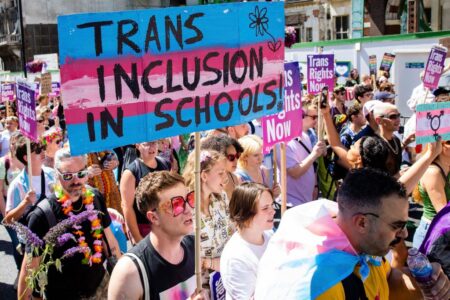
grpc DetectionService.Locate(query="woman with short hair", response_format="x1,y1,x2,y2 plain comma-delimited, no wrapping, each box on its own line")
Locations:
220,182,275,299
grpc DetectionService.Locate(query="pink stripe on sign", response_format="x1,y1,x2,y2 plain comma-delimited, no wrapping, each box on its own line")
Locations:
60,42,279,83
416,108,450,119
64,74,282,124
416,127,450,137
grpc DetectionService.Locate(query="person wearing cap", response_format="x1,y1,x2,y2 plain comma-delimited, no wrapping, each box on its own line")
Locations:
433,86,450,102
374,91,396,105
331,86,348,133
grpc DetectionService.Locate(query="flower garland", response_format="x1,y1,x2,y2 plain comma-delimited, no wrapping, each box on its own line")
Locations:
55,185,103,265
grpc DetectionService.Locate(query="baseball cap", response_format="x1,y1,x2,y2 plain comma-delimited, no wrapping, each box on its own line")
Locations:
432,86,450,97
374,91,396,100
363,100,380,116
333,86,346,93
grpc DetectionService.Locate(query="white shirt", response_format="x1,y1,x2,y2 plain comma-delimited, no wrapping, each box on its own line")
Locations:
220,231,273,300
407,83,434,111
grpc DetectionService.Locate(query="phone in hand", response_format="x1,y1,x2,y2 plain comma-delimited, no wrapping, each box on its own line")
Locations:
320,86,329,109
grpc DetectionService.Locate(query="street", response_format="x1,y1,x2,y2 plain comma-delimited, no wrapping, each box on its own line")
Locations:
0,224,18,300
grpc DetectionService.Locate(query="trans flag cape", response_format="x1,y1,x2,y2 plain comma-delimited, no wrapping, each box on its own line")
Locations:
255,199,382,300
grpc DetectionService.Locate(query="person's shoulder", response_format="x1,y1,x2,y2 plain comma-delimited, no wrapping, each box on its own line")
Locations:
182,235,195,250
42,166,55,177
8,169,25,187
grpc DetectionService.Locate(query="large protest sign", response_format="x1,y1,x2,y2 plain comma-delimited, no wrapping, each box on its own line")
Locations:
58,2,285,155
307,54,334,95
379,53,395,73
262,62,302,154
16,80,38,141
1,82,15,102
416,102,450,144
423,45,447,90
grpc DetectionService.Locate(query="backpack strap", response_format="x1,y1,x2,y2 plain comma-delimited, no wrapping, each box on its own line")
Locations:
124,253,150,300
342,272,368,300
36,199,57,228
4,156,10,186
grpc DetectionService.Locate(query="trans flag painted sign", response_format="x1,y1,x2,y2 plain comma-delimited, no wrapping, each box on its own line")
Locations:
58,3,285,155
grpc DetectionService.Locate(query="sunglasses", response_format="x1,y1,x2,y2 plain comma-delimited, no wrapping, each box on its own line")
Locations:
360,212,407,232
170,191,195,217
226,153,241,162
54,139,62,144
306,114,318,120
382,113,401,120
56,168,89,181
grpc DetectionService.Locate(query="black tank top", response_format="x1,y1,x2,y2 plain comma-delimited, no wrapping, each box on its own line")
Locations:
128,235,195,299
126,157,171,224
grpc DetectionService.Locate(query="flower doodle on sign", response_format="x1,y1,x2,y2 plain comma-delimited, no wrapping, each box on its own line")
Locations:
248,6,281,53
426,110,444,140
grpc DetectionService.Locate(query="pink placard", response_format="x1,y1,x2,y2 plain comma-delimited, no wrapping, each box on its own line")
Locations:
262,62,302,154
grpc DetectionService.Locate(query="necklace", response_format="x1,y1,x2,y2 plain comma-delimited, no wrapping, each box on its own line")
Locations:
71,200,84,212
382,137,399,155
55,185,103,265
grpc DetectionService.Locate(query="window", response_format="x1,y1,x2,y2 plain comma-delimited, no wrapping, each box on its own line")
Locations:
305,27,313,42
335,15,349,40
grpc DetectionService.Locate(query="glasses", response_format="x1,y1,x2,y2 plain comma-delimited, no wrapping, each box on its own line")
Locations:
155,191,195,217
37,119,45,123
364,93,373,98
56,168,89,181
359,212,407,232
306,114,318,120
382,113,401,120
226,153,241,162
54,139,62,144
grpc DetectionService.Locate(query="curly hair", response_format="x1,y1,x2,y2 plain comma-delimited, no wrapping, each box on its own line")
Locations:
182,150,225,191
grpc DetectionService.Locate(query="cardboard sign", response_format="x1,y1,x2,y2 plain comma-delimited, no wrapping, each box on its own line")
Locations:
307,54,334,95
423,45,448,90
416,102,450,144
40,72,52,95
379,53,395,73
1,82,15,102
58,2,285,155
262,62,302,154
16,80,38,141
369,55,377,76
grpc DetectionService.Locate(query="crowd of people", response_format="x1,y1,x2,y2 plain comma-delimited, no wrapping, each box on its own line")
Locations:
0,63,449,300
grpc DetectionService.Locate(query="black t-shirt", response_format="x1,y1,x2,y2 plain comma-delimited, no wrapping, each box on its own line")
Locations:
27,189,111,300
126,157,171,224
383,136,402,176
128,235,196,300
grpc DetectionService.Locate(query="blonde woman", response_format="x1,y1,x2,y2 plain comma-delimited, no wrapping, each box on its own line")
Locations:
183,150,234,294
236,135,280,198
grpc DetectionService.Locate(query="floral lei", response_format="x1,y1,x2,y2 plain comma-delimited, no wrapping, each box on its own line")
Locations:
55,185,103,265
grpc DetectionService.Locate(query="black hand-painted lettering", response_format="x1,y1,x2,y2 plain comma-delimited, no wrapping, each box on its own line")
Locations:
263,79,277,110
117,19,141,55
145,16,161,52
184,13,204,45
238,88,253,116
97,65,105,102
252,84,263,113
195,94,210,125
202,52,222,86
176,97,193,127
77,21,113,56
214,92,233,121
166,60,183,93
230,50,248,84
249,47,263,80
100,107,124,139
87,112,96,141
114,63,140,100
165,15,183,51
182,57,200,91
142,60,163,94
155,98,174,130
